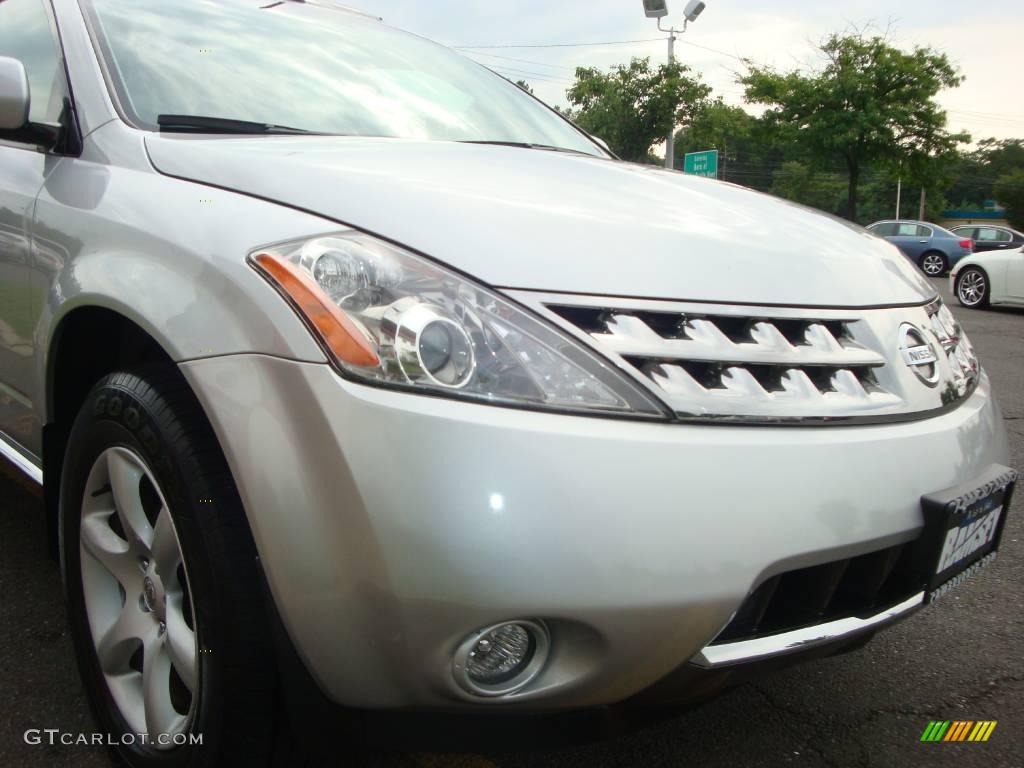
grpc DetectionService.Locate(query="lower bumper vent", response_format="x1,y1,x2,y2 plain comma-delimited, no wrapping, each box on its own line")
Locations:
712,541,930,645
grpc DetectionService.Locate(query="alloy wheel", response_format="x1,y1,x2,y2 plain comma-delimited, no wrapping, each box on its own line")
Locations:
921,253,946,276
79,447,198,748
957,270,987,307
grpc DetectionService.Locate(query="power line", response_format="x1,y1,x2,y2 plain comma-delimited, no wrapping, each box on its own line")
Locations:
492,67,572,84
950,109,1024,120
462,38,746,77
948,110,1024,123
676,38,747,62
455,37,663,50
460,50,576,71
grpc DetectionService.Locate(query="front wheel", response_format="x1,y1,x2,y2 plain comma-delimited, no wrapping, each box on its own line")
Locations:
60,369,287,767
956,267,991,308
920,251,948,277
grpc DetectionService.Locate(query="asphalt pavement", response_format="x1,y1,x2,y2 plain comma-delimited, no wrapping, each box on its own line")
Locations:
1,278,1021,768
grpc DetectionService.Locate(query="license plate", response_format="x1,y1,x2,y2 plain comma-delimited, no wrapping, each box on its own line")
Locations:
921,465,1017,604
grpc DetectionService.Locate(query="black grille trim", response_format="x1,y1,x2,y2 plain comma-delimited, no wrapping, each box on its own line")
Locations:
712,541,930,645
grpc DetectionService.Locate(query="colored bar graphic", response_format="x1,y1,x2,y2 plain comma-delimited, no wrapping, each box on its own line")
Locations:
921,720,996,742
921,721,950,741
945,721,972,741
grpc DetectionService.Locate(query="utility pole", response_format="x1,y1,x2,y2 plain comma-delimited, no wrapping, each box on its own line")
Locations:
665,29,676,170
918,188,926,222
895,176,902,219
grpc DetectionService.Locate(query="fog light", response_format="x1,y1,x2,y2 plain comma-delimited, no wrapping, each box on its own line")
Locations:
467,624,532,683
453,620,550,696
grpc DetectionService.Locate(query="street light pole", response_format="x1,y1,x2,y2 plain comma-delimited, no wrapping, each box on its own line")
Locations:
657,17,687,170
664,25,677,170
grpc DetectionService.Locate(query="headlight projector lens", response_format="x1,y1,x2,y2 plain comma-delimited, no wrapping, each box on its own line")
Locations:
384,299,475,388
453,620,550,697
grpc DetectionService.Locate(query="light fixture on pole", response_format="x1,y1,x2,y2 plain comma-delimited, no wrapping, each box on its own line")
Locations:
642,1,707,169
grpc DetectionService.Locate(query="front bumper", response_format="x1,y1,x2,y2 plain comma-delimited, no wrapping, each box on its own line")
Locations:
180,355,1010,710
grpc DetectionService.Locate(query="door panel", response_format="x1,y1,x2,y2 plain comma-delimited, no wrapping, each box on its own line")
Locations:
889,224,930,261
1007,249,1024,300
0,0,75,456
890,237,925,260
0,148,43,449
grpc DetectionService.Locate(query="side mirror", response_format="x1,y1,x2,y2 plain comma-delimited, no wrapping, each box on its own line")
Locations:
0,56,30,131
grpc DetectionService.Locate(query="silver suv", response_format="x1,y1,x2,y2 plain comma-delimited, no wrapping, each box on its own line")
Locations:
0,1,1015,765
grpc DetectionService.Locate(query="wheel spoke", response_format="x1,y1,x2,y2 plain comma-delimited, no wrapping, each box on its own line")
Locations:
81,512,140,588
165,597,197,693
96,602,150,676
143,632,185,738
107,450,155,557
151,507,182,580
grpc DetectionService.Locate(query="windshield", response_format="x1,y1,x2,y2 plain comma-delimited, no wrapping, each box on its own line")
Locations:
81,0,601,154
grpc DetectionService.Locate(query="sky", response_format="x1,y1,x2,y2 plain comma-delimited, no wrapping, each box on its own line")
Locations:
356,0,1024,144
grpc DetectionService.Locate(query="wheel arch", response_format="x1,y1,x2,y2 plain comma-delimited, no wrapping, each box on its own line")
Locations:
955,263,991,282
44,304,177,427
42,305,181,558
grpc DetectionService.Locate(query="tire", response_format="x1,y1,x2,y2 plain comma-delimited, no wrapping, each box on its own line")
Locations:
59,369,287,768
956,267,991,309
919,251,948,277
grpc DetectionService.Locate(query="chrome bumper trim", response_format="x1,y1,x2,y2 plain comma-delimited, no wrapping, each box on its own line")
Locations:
0,433,43,485
690,591,925,669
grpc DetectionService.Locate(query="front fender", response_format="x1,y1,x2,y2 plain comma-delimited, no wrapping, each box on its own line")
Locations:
31,130,335,423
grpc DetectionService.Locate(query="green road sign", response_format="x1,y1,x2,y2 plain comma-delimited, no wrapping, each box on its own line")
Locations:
684,150,719,178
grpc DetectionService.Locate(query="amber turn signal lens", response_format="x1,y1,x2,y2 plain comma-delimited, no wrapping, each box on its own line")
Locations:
252,252,380,368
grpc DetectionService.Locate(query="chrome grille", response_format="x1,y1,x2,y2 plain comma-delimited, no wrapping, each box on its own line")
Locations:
507,292,980,424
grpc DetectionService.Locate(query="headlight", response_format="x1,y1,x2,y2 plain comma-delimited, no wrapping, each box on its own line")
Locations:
250,232,667,417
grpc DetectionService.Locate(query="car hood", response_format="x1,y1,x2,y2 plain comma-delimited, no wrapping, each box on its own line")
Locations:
145,135,934,307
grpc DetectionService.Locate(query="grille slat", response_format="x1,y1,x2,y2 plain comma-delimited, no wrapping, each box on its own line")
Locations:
527,295,981,423
592,314,885,368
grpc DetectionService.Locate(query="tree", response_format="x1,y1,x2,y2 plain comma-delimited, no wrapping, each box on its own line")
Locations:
946,139,1024,210
740,31,967,221
514,80,534,96
681,99,752,154
567,57,710,163
994,170,1024,228
675,98,752,180
770,161,846,213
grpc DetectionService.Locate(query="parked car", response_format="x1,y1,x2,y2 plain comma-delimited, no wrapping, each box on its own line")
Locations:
0,1,1014,765
950,245,1024,309
866,220,973,276
950,224,1024,253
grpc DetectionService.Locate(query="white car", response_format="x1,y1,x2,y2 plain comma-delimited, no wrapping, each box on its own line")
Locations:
950,246,1024,309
